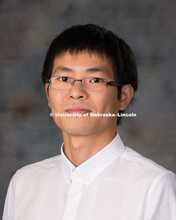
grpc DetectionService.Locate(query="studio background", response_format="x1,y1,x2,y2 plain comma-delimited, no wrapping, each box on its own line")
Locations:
0,0,176,217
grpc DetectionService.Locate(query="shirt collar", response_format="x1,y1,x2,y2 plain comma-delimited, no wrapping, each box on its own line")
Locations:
60,133,125,186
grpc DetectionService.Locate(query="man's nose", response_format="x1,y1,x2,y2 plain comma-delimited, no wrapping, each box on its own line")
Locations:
68,80,88,99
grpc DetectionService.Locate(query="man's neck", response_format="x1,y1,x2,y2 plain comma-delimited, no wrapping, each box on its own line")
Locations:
62,130,117,167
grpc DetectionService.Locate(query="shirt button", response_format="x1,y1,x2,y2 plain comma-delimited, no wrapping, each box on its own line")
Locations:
71,171,82,183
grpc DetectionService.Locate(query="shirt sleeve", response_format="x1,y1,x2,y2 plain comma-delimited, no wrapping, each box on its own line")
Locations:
143,171,176,220
2,176,15,220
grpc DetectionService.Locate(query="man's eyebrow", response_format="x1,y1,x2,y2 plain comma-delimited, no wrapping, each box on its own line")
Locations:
52,66,73,74
85,67,110,77
52,66,110,77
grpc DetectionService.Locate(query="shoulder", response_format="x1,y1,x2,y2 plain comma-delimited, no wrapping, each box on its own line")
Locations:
13,155,62,182
122,146,168,173
142,164,176,219
119,146,175,183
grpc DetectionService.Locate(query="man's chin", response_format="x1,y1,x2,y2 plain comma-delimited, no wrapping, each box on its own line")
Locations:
62,126,97,136
55,118,98,136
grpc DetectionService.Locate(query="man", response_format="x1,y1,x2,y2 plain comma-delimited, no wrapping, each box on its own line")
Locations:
3,24,176,220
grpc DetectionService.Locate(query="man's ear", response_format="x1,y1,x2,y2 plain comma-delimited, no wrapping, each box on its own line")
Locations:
45,83,51,108
119,84,134,111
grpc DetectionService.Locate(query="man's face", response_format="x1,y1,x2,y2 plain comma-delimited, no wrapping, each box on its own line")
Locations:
46,51,122,136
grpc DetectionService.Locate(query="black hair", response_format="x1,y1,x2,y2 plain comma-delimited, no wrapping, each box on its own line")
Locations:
42,24,138,125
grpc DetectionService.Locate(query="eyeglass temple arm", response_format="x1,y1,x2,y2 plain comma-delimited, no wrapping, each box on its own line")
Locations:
45,79,50,83
106,81,122,87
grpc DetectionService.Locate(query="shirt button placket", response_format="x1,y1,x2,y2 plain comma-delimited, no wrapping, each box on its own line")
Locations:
62,170,84,220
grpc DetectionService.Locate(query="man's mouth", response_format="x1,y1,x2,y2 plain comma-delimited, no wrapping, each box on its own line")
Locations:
66,108,91,114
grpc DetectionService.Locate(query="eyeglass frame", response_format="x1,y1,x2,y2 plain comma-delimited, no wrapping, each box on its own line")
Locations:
45,76,122,90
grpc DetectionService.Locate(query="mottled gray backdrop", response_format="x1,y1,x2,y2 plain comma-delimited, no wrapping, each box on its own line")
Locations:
0,0,176,217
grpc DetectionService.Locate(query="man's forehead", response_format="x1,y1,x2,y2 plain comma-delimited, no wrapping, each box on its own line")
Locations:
52,51,114,78
53,51,113,72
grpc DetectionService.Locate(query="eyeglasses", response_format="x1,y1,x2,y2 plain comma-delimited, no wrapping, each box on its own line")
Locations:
46,76,122,90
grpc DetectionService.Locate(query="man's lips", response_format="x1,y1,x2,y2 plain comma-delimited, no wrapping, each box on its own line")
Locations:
66,108,91,114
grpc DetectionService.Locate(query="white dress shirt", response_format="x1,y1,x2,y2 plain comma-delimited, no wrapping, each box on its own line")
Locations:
3,133,176,220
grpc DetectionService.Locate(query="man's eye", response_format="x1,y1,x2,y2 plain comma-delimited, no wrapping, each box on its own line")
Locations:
57,76,70,82
90,78,103,83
